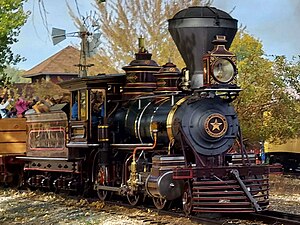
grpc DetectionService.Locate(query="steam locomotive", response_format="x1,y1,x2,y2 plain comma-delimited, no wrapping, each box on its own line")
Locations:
0,6,270,214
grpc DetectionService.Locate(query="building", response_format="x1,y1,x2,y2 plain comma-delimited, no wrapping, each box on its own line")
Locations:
23,46,101,83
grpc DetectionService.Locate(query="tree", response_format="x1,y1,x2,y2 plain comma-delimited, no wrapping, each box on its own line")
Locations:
230,29,300,147
86,0,212,73
0,0,28,79
28,79,68,100
0,72,11,86
4,66,30,83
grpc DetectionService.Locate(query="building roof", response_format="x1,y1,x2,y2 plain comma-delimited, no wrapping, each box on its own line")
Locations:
23,46,80,78
23,45,106,79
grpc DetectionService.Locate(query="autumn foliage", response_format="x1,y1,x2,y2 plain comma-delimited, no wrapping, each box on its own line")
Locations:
231,30,300,146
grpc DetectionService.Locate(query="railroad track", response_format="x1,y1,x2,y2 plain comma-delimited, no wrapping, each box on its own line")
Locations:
91,197,229,225
158,208,300,225
104,199,300,225
234,211,300,225
3,188,300,225
283,172,300,179
103,198,300,225
253,211,300,225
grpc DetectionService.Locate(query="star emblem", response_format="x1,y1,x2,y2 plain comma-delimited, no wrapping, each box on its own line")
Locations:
210,119,222,131
204,113,228,138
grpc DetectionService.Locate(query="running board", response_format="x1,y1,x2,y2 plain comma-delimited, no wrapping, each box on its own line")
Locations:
94,184,121,193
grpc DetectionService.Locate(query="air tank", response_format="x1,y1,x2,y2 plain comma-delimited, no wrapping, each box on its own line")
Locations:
168,6,237,89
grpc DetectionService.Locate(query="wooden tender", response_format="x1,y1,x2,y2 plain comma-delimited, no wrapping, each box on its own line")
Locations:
0,118,26,184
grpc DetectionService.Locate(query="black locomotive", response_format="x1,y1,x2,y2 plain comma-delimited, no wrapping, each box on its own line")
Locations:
16,6,270,214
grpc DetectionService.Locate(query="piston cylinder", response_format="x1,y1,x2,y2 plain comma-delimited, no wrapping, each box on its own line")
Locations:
145,155,185,200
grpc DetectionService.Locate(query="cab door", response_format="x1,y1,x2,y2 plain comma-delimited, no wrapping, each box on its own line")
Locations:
69,89,88,143
89,89,106,142
69,88,106,144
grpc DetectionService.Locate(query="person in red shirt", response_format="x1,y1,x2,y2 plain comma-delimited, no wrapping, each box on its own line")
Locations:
15,97,29,118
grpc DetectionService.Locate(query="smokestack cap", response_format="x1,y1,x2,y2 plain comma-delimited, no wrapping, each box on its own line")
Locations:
171,6,235,20
168,6,237,89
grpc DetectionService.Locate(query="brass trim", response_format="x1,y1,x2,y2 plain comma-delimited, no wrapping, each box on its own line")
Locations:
137,101,152,142
166,97,188,141
98,138,109,142
125,82,157,85
153,90,178,93
124,86,156,89
122,92,152,95
98,125,109,128
149,98,170,139
204,113,228,138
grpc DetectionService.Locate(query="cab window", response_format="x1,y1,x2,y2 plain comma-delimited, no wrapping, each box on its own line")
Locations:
71,91,78,120
90,89,105,126
79,89,87,120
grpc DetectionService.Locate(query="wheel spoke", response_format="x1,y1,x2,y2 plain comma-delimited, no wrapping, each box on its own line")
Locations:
97,189,108,201
95,165,110,201
182,181,193,215
127,194,140,206
153,197,167,210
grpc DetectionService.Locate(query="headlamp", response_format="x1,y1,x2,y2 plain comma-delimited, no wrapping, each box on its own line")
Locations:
212,58,235,83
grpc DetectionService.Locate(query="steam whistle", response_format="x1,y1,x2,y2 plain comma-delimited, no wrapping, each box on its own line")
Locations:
179,68,190,91
138,36,146,53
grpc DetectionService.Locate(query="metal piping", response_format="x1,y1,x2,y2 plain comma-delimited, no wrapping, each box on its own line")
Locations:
123,155,133,186
111,143,153,148
134,91,181,100
127,128,158,189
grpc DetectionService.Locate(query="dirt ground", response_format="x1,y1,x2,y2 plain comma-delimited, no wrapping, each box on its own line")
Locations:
0,189,198,225
268,174,300,215
0,175,299,225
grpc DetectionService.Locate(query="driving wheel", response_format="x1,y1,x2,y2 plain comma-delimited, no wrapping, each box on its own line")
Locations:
182,181,193,215
127,193,141,206
153,197,167,210
97,187,110,201
95,165,110,201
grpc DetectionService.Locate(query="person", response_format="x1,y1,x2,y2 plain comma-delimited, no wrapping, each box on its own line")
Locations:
91,91,104,126
0,97,13,118
44,95,55,107
28,96,39,109
15,97,29,118
32,100,50,113
91,102,103,126
71,92,78,120
71,100,78,120
7,107,17,118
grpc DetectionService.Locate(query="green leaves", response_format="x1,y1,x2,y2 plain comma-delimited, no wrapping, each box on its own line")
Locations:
0,0,28,75
231,30,300,146
3,66,29,84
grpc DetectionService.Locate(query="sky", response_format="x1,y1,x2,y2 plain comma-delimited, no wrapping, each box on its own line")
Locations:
11,0,300,71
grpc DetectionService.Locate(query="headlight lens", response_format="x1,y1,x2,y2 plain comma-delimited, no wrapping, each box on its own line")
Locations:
212,58,235,83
